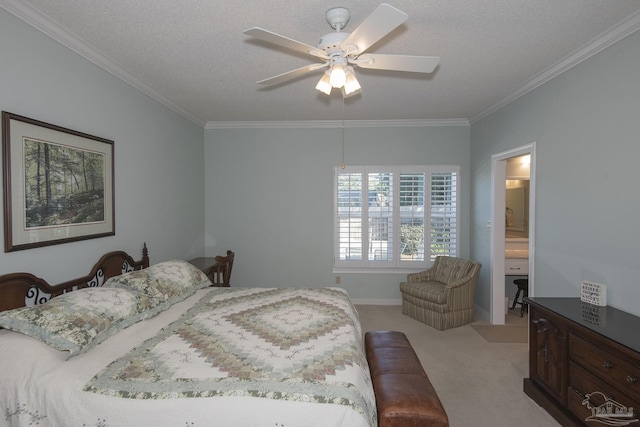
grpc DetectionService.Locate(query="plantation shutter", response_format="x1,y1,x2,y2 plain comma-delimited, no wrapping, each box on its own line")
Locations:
429,170,458,261
334,165,459,271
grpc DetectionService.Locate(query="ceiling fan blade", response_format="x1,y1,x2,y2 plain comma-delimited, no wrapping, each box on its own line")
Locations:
257,62,328,86
356,54,440,73
340,4,408,56
244,27,328,59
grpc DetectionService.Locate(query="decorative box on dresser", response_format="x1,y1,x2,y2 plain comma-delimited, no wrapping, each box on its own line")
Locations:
524,298,640,426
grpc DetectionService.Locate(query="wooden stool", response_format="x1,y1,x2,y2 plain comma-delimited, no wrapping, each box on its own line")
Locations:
511,278,529,317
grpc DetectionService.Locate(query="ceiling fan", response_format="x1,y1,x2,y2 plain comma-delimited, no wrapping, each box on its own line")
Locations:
244,3,440,96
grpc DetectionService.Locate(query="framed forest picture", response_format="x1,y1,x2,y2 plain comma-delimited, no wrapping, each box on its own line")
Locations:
2,112,114,252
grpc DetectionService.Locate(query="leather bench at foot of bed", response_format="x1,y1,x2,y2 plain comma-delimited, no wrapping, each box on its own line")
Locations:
365,330,449,427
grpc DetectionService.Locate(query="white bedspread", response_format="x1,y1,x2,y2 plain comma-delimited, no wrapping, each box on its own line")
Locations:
0,287,376,427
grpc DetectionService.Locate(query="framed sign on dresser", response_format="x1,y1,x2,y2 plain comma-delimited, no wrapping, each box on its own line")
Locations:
524,298,640,427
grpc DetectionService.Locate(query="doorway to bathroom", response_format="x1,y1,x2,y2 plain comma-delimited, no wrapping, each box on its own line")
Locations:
490,143,536,325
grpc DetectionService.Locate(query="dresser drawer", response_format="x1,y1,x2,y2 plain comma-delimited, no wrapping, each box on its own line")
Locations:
505,258,528,275
569,333,640,402
568,362,639,423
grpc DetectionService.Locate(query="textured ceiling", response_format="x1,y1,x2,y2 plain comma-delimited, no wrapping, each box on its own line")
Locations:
2,0,640,127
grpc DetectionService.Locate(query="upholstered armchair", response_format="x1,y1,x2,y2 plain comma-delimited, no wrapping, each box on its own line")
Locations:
400,256,481,330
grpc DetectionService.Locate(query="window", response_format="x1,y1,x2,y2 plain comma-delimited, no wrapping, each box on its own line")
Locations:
334,165,459,271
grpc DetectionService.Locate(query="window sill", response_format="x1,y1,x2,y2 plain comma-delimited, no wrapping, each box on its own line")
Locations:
332,267,426,274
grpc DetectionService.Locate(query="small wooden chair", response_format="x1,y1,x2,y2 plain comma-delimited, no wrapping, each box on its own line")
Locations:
211,250,235,287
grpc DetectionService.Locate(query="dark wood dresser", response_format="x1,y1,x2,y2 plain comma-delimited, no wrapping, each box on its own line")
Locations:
524,297,640,426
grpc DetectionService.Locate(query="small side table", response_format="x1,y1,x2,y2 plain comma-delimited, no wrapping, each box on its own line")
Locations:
189,257,227,287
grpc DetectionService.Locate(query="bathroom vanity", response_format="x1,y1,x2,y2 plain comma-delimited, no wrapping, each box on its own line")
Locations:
505,238,529,275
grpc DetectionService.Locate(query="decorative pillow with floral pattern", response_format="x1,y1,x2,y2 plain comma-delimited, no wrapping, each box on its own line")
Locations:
0,287,158,357
104,259,211,307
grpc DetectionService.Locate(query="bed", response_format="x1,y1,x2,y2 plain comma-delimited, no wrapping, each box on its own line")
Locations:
0,244,376,427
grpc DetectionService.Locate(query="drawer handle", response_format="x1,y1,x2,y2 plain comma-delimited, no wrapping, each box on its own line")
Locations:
628,375,638,384
603,361,613,369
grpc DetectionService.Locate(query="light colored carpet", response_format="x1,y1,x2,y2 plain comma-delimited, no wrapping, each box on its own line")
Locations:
470,324,528,343
356,305,560,427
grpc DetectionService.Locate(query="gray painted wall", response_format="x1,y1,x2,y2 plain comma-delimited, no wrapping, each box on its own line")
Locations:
471,30,640,316
0,9,205,283
204,126,470,302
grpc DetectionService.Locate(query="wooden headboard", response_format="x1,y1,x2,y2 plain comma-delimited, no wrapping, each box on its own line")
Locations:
0,243,149,312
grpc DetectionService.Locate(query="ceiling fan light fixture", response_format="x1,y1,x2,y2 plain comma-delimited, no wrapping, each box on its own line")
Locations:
329,63,347,88
315,72,332,95
344,67,361,95
246,4,439,96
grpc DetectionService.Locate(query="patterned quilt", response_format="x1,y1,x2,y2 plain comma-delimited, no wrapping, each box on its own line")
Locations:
83,287,376,425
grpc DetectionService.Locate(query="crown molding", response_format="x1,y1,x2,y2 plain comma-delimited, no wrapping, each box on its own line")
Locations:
204,118,470,129
470,9,640,124
0,0,207,128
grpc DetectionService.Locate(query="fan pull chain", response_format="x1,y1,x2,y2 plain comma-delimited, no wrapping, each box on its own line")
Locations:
341,96,346,169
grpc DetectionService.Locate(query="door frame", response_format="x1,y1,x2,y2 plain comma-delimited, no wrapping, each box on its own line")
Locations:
490,142,536,324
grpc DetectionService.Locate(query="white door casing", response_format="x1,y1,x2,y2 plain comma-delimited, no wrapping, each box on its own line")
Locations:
490,143,536,325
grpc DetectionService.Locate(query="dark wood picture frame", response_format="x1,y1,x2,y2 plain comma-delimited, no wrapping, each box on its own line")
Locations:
2,112,115,252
